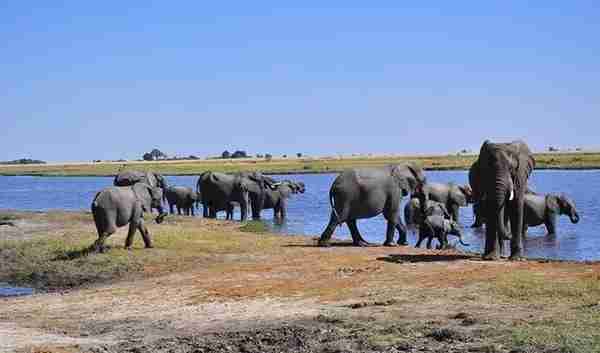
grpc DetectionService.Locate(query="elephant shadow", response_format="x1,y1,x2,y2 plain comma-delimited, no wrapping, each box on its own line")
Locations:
283,240,375,248
51,245,113,261
377,253,475,264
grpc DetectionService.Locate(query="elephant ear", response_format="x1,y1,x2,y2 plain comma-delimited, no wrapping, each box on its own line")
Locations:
406,162,426,187
390,166,415,195
133,183,153,211
450,186,467,207
510,141,535,194
546,194,559,213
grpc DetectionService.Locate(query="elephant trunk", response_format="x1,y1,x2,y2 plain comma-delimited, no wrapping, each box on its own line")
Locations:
493,180,512,241
569,210,580,224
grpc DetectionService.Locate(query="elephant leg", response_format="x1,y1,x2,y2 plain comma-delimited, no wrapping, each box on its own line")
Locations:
280,200,287,219
483,214,500,261
240,202,248,222
125,221,138,250
426,236,433,249
138,221,153,248
190,206,195,217
169,203,174,215
177,206,182,215
450,204,460,222
92,232,111,253
394,215,409,245
509,199,525,261
347,219,370,247
202,202,209,218
415,231,424,248
318,212,339,246
545,216,557,235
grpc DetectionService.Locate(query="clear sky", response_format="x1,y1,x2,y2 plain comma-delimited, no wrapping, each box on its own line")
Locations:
1,2,599,162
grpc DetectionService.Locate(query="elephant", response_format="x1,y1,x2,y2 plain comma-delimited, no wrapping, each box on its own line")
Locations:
415,215,469,249
114,170,168,190
196,171,250,221
91,183,165,252
413,182,473,222
404,198,450,226
225,179,305,220
260,180,306,219
318,163,426,247
164,186,201,216
469,140,535,260
522,193,580,236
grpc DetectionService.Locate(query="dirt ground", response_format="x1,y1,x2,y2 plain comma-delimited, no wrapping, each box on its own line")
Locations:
1,212,599,353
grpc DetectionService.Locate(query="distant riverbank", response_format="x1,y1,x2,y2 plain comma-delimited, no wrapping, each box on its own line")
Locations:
1,152,599,177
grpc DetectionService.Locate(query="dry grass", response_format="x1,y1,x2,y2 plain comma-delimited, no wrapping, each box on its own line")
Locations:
2,152,599,177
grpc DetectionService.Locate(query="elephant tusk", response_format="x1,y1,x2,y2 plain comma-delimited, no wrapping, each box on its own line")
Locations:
509,189,514,201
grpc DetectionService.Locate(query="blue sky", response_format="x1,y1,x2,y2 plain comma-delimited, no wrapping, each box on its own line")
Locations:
1,1,599,161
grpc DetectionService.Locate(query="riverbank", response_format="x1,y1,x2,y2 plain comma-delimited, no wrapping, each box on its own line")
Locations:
2,211,600,352
1,152,600,177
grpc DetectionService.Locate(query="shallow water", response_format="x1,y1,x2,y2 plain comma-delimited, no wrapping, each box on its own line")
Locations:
0,170,598,261
0,283,34,297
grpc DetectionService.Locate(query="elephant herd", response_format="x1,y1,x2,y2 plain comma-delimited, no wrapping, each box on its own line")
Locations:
90,140,580,260
90,170,305,251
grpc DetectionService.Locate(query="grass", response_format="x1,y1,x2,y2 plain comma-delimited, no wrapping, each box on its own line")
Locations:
490,271,600,352
238,221,269,234
0,214,282,290
2,152,600,177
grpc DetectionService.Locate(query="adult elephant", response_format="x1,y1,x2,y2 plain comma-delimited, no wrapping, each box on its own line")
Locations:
196,171,250,221
318,163,426,247
412,182,472,222
470,140,535,260
164,186,201,216
91,183,165,252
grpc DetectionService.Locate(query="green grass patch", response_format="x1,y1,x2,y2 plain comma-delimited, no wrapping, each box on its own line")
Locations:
492,272,600,304
0,212,19,222
0,216,283,290
239,221,269,234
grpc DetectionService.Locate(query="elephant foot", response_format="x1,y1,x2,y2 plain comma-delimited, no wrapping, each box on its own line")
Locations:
508,252,524,261
353,240,372,247
482,253,500,261
470,223,482,228
125,246,133,251
383,241,397,247
318,240,331,247
397,241,409,246
145,244,154,249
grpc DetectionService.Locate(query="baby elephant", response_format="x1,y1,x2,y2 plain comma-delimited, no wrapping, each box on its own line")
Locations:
404,198,450,226
91,183,165,252
522,193,580,236
416,215,470,249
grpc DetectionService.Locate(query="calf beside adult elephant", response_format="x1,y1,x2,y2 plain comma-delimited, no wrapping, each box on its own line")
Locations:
413,182,472,222
469,140,535,260
404,198,450,226
91,183,165,252
318,163,426,247
225,180,305,220
164,186,201,216
472,192,580,237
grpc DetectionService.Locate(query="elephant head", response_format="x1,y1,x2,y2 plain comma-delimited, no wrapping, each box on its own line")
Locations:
548,194,580,224
448,184,470,207
475,140,535,260
391,163,426,197
133,183,166,223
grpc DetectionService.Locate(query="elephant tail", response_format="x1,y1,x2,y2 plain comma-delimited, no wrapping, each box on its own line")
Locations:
91,192,101,210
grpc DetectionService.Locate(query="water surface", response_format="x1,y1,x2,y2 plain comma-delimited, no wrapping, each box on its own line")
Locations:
0,170,597,261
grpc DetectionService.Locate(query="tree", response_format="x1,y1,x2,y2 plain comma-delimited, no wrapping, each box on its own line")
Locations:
222,150,231,159
143,153,153,161
296,153,303,158
265,154,273,161
231,150,248,159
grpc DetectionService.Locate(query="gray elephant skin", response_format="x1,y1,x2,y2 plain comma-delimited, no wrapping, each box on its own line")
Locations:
473,192,580,237
470,140,535,260
414,182,472,222
318,163,426,247
197,171,250,221
225,180,305,220
416,215,469,249
260,180,306,219
164,186,201,216
114,170,168,190
404,198,450,226
91,183,165,252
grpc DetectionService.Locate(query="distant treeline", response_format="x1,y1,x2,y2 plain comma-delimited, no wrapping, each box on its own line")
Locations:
0,158,46,165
